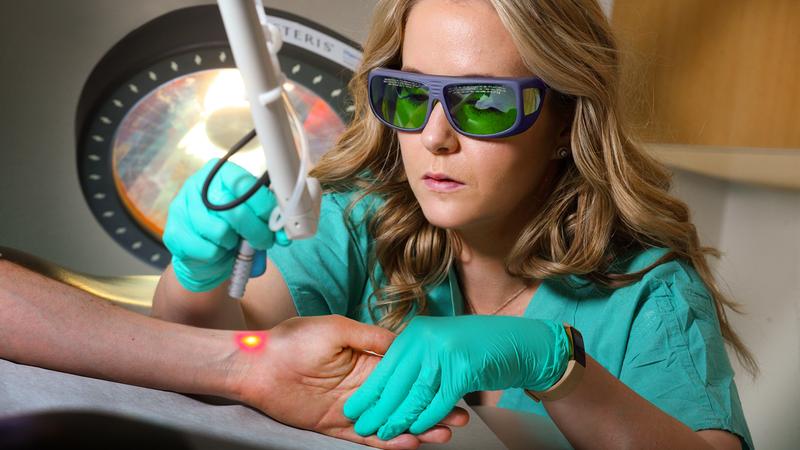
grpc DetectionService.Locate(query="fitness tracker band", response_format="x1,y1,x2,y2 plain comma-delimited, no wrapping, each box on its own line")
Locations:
525,324,586,402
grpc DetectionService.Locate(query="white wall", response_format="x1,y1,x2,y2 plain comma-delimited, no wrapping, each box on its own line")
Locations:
671,169,800,450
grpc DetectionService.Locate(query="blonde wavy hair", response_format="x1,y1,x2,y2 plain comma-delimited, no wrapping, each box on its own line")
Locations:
310,0,757,375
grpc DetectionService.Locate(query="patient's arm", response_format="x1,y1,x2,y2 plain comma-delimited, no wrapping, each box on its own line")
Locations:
1,259,237,398
0,260,467,448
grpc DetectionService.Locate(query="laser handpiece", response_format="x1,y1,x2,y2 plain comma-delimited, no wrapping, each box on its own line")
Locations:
216,0,321,299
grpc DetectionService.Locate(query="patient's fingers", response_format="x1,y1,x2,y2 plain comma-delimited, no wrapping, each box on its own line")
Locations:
414,425,452,443
331,427,423,449
328,418,457,448
335,315,396,356
329,424,455,449
439,406,470,427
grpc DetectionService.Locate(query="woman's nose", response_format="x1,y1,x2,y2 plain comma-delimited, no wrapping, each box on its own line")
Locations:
421,102,459,154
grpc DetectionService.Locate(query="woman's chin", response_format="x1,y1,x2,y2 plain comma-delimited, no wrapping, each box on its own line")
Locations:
412,187,479,229
419,207,471,230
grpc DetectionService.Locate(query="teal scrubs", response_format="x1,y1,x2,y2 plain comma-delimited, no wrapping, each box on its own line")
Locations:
268,190,754,450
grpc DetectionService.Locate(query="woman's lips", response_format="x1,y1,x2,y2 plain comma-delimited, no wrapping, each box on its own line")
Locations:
422,173,465,192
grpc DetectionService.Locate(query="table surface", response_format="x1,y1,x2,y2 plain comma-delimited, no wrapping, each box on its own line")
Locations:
0,358,569,450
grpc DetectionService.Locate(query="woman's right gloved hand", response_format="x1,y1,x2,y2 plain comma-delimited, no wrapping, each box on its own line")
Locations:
162,159,279,292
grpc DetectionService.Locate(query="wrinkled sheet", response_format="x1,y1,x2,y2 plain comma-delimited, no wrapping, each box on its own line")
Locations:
0,358,506,449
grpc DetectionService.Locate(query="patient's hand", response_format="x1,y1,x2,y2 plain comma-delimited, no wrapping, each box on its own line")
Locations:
227,315,469,449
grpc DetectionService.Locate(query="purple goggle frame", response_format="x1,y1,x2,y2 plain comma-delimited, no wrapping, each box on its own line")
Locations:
368,67,550,138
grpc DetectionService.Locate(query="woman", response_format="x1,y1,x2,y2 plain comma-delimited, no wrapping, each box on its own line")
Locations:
155,0,754,448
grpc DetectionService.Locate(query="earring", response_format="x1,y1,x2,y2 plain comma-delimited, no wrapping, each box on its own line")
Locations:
554,146,570,160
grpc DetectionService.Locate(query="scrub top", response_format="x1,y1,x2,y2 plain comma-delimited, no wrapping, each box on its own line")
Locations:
268,190,754,450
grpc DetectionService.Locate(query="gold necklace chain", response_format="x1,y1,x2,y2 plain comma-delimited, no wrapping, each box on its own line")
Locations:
465,283,529,315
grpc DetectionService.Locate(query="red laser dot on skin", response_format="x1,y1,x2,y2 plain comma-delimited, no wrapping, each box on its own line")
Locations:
235,332,267,352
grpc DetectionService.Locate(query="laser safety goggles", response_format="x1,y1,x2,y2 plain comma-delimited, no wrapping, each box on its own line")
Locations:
368,68,549,138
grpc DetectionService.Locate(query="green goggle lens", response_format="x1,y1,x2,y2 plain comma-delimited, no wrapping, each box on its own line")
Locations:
444,84,518,135
371,77,430,129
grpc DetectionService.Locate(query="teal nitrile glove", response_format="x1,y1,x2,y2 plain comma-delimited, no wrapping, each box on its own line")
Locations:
162,159,289,292
342,315,570,440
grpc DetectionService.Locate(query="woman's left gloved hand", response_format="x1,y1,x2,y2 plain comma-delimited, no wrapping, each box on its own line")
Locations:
342,315,571,440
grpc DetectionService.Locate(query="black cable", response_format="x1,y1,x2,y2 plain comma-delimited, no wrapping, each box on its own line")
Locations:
201,128,272,211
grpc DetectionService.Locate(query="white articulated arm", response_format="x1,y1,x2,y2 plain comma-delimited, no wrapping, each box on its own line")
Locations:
217,0,321,298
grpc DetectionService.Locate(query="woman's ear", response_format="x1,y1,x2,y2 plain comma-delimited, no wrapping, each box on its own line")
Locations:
554,95,575,149
556,123,571,149
548,115,572,161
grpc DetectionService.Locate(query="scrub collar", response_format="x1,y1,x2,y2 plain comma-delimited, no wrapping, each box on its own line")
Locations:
422,264,465,317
